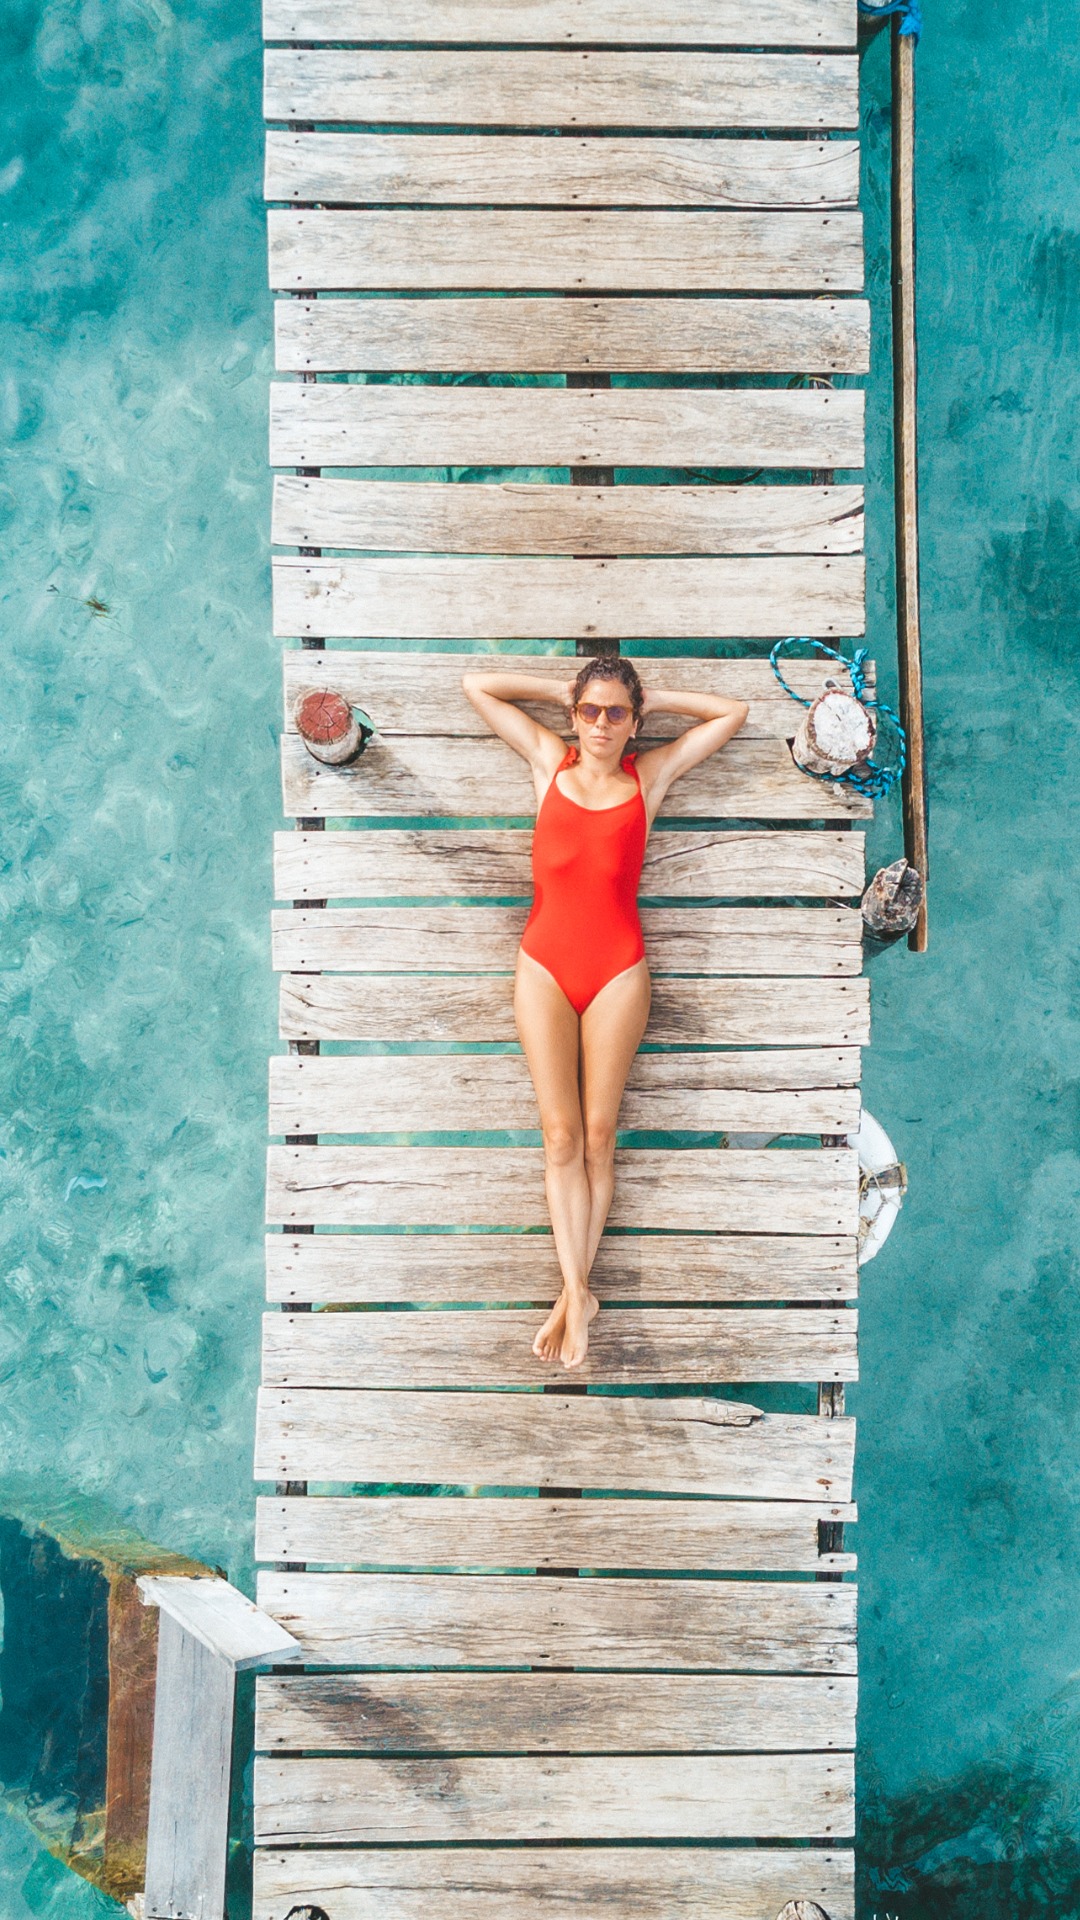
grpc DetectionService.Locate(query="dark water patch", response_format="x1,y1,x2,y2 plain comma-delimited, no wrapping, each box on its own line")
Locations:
985,499,1080,663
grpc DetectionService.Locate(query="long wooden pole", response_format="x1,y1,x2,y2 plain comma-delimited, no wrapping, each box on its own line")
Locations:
891,22,929,951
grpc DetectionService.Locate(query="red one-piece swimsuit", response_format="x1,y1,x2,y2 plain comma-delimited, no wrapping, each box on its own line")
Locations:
520,747,648,1015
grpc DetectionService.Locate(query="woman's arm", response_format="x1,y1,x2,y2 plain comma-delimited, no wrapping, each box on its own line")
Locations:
634,687,750,817
461,669,574,771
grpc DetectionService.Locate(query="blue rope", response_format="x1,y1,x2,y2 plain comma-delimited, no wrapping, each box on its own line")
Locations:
858,0,922,43
769,638,907,801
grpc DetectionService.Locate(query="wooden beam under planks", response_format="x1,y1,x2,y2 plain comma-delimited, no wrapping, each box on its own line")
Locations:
252,1846,856,1920
263,50,859,131
266,134,861,208
255,1390,855,1498
269,1048,861,1136
255,1669,857,1752
275,294,871,374
274,827,866,900
262,0,858,49
268,209,862,293
254,1492,858,1571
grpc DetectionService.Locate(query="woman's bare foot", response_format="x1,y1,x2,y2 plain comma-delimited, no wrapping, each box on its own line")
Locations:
532,1290,568,1363
561,1289,599,1370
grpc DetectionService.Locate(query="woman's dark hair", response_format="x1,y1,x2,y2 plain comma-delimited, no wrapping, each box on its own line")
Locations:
571,654,644,725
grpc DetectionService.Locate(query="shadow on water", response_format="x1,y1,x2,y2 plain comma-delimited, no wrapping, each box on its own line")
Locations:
860,1681,1080,1919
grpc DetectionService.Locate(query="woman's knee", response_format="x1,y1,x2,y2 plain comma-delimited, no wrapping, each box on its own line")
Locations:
542,1117,585,1169
584,1115,617,1173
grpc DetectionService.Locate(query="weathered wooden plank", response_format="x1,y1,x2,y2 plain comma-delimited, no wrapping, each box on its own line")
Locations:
269,1049,861,1136
263,51,860,131
255,1492,858,1572
266,1145,858,1232
271,905,865,977
257,1570,857,1674
256,1389,854,1499
269,209,863,294
269,383,865,470
281,650,873,738
278,976,871,1047
276,294,871,374
280,733,870,820
273,554,865,641
256,1670,857,1754
262,1306,858,1385
255,1749,853,1843
252,1845,856,1920
274,828,866,900
264,1230,859,1307
144,1614,234,1920
266,134,861,210
262,0,858,50
274,477,865,555
137,1577,301,1672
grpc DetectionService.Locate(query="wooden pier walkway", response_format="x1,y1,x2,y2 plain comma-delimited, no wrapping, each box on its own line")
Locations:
256,3,867,1916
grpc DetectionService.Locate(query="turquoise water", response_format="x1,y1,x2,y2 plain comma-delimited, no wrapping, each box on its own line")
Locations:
1,0,1079,1914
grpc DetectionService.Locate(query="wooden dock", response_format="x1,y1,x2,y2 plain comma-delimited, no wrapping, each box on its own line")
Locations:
256,3,867,1916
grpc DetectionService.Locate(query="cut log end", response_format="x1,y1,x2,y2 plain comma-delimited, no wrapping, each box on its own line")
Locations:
793,689,875,778
295,690,365,766
861,857,924,937
775,1904,833,1920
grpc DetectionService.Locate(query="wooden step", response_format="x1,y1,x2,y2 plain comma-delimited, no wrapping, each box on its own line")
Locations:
269,208,862,294
255,1669,857,1752
274,827,866,901
264,1231,860,1305
262,1306,858,1387
252,1845,856,1920
281,733,870,821
273,477,865,554
270,381,864,470
273,553,865,641
256,1569,857,1672
262,0,858,50
278,976,870,1046
270,906,865,978
275,293,871,374
264,51,859,132
266,133,860,209
255,1492,857,1572
281,651,872,738
255,1390,855,1499
269,1048,861,1135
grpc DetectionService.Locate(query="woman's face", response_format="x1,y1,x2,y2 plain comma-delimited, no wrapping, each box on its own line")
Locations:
572,678,638,760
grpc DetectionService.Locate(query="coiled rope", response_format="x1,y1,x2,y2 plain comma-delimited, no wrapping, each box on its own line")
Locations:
857,0,922,43
769,637,907,801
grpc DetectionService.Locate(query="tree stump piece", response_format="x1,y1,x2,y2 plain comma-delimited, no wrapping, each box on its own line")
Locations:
862,856,924,937
295,690,365,766
792,688,875,778
774,1903,832,1920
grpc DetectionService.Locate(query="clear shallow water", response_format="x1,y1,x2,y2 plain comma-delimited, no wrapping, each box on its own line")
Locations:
1,0,1079,1914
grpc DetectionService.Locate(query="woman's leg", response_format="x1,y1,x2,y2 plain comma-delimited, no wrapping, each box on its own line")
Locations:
514,950,593,1363
571,959,652,1359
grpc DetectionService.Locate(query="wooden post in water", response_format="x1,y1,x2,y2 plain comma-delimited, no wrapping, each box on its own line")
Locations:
891,21,929,951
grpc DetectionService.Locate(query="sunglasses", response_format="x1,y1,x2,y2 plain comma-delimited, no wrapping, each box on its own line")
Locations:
575,701,632,725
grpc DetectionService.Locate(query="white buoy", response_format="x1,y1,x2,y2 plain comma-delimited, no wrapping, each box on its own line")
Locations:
849,1109,906,1262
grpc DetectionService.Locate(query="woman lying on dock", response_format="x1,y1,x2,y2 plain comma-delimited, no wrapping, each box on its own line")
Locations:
463,655,748,1370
